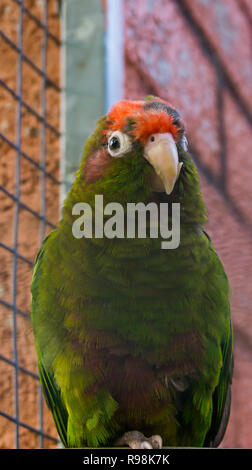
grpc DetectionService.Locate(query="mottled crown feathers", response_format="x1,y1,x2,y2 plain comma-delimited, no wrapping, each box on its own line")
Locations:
106,98,184,143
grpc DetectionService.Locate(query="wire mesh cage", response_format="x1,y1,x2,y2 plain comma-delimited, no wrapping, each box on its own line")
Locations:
0,0,61,448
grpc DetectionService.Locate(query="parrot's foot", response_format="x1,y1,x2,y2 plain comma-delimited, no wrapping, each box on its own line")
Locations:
115,431,162,449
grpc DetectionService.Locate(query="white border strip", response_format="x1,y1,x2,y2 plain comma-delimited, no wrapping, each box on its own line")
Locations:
105,0,124,112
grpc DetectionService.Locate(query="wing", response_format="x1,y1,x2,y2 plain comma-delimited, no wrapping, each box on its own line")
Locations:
203,320,233,447
32,233,69,447
200,230,233,447
37,350,68,447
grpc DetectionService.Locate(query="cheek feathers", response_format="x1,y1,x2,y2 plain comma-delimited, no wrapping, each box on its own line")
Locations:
83,146,110,184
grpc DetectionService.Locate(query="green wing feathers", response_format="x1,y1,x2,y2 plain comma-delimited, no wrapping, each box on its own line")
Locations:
32,234,69,447
37,352,68,447
204,321,233,447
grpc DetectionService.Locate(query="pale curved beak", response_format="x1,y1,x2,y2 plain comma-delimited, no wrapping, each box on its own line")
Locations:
144,133,183,195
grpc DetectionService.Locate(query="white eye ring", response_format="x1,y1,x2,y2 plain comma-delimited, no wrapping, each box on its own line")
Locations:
107,131,132,157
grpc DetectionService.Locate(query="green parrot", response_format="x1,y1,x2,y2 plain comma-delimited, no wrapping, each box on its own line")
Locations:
31,97,233,448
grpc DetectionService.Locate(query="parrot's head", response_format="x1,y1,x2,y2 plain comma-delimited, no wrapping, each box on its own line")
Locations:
82,97,188,202
68,96,206,227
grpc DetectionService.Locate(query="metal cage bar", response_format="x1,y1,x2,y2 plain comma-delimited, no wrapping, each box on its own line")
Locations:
38,0,48,449
0,30,61,93
11,0,24,447
13,0,61,47
0,0,61,448
0,77,61,137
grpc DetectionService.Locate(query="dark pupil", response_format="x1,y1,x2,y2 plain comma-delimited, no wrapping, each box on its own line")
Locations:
109,136,120,150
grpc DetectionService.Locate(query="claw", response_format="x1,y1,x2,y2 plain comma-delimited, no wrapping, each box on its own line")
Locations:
131,440,152,449
149,435,163,449
115,430,163,449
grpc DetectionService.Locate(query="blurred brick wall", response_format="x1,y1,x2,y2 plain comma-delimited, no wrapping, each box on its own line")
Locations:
124,0,252,448
0,0,60,448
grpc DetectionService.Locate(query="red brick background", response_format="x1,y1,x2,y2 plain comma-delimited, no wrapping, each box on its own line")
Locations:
124,0,252,448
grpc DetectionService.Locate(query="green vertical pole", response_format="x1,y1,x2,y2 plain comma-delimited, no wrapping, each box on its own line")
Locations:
61,0,106,201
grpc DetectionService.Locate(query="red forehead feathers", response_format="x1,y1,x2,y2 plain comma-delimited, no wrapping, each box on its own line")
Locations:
132,109,180,142
107,99,181,143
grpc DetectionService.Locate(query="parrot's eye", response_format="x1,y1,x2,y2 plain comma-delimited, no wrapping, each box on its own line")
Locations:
107,131,132,157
